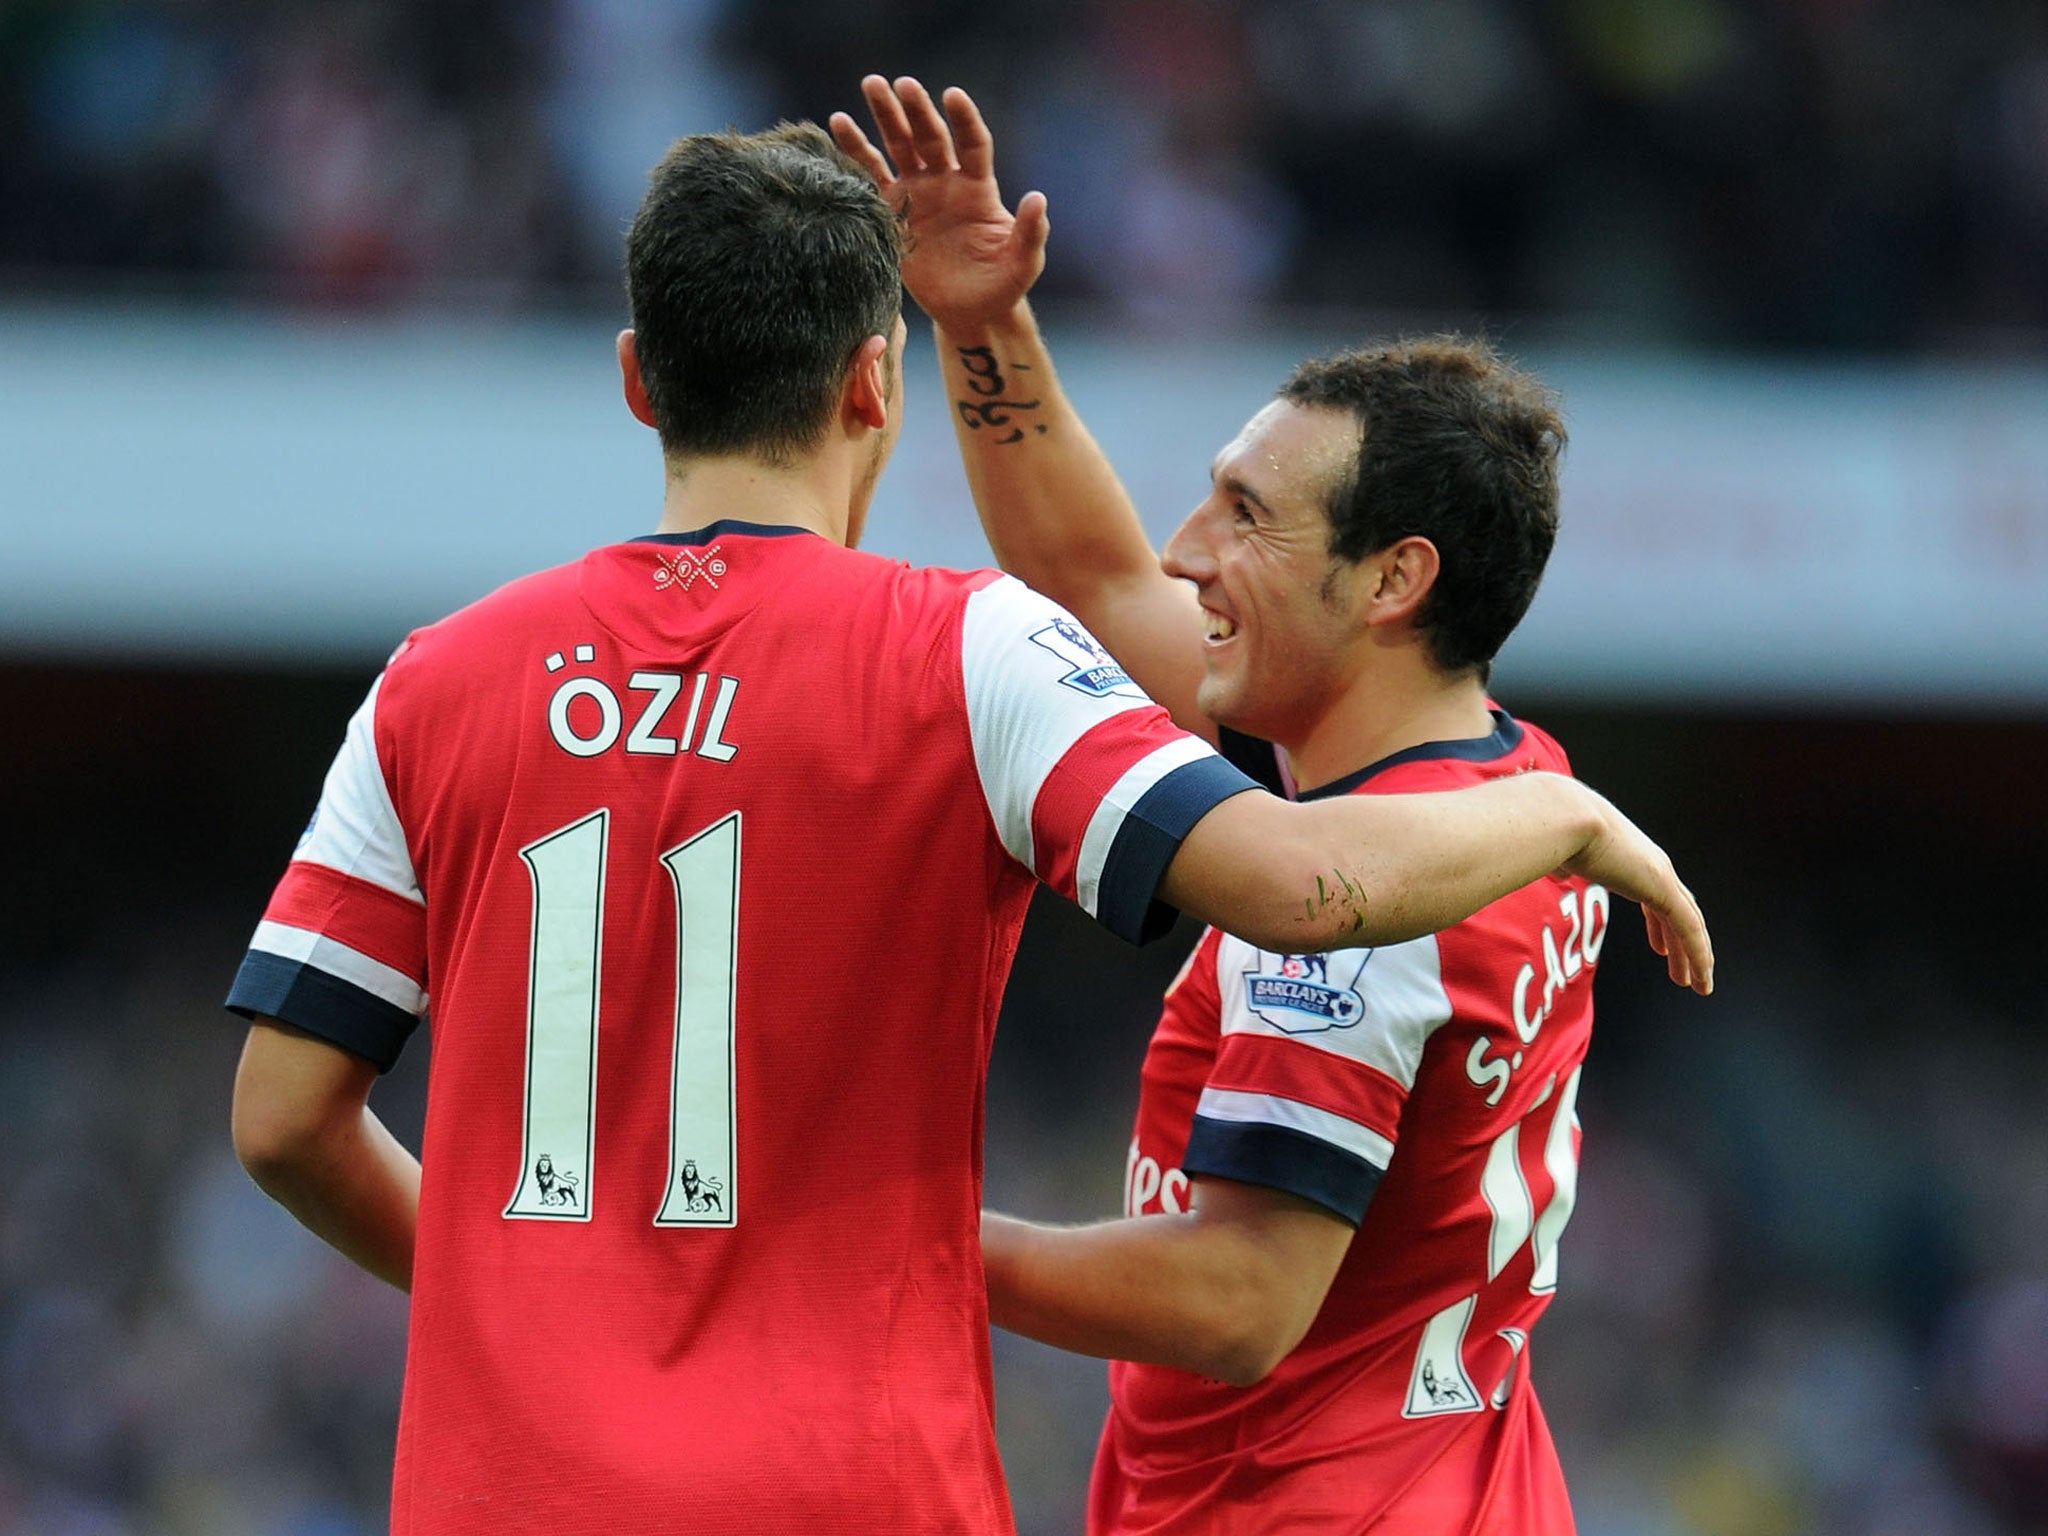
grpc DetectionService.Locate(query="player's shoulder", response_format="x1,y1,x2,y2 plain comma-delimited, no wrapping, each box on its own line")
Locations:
340,561,574,745
880,557,1010,612
817,557,1020,677
866,563,1097,670
764,540,1003,618
385,554,586,677
1510,713,1574,777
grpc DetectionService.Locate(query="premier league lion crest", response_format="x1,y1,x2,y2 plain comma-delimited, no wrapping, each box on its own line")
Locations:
1244,949,1371,1034
1028,617,1146,700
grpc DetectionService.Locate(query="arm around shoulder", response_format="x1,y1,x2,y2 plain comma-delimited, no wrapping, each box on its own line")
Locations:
1161,772,1713,992
1160,773,1599,951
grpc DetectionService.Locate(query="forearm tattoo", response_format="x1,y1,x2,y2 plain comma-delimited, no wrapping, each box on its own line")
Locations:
954,346,1045,445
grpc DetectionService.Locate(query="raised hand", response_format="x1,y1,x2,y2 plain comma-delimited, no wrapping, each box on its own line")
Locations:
830,76,1050,334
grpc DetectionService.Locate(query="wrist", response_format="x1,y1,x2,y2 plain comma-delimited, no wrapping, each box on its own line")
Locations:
1555,777,1609,865
933,299,1037,350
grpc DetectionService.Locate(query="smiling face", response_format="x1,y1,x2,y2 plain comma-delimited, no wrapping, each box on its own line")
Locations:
1161,399,1369,749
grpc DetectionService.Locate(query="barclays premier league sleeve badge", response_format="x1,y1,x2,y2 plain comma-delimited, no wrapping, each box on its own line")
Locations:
1244,950,1372,1034
1028,617,1147,700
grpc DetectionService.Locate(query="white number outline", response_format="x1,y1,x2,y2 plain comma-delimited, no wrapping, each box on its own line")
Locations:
656,815,739,1227
504,809,740,1227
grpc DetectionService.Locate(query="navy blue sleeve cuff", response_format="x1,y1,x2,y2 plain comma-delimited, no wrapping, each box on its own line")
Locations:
1181,1115,1385,1225
226,951,419,1073
1095,754,1260,946
1217,727,1286,796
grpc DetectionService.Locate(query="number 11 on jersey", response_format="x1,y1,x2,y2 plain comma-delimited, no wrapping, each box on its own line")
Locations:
505,810,740,1227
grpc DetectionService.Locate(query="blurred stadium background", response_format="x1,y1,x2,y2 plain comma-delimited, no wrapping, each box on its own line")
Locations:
3,2,2046,1533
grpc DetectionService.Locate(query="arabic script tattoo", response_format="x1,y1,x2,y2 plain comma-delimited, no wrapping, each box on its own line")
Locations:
954,346,1045,445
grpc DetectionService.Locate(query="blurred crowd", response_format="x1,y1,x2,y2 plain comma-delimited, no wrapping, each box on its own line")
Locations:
2,0,2046,346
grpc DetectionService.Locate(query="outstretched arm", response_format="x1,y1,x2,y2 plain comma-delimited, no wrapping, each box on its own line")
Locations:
1166,773,1713,993
833,78,1211,739
232,1019,419,1291
983,1179,1354,1386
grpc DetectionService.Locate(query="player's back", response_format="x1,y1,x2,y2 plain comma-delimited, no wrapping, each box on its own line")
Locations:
378,523,1039,1533
1097,715,1600,1535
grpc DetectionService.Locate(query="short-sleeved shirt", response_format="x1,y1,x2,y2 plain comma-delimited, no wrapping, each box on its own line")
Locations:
1092,711,1600,1536
227,522,1255,1535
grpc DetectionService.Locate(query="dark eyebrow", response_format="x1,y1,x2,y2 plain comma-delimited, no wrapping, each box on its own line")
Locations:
1214,469,1275,518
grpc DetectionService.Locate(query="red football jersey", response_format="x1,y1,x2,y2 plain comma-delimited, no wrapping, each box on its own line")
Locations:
228,522,1254,1534
1093,712,1602,1536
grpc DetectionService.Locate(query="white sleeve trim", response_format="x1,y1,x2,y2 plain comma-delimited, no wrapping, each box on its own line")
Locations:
249,919,428,1015
1194,1087,1396,1171
1073,734,1214,916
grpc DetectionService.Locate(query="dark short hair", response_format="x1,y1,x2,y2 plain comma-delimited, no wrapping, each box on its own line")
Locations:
1280,337,1565,679
625,122,902,463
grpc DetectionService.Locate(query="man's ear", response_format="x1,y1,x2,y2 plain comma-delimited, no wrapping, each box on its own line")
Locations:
842,333,891,432
1361,536,1442,628
617,329,659,430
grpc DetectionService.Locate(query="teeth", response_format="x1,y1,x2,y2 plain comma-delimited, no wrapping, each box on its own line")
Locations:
1205,613,1237,641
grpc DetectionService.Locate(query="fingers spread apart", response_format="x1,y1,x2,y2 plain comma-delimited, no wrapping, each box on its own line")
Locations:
942,86,995,180
894,77,959,171
828,111,893,191
859,73,920,172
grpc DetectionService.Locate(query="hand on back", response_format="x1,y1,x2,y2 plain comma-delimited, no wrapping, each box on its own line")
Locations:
831,77,1049,333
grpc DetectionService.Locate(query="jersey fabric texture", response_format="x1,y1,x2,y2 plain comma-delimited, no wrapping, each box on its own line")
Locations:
226,522,1255,1535
1092,710,1601,1536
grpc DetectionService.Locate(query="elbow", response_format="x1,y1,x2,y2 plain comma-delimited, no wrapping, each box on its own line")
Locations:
230,1020,380,1202
231,1078,333,1195
1180,1277,1313,1387
1199,1347,1274,1391
1192,1315,1300,1388
1244,832,1386,955
231,1096,307,1191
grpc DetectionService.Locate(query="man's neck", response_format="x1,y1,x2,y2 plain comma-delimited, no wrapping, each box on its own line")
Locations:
1283,664,1497,795
653,452,856,544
